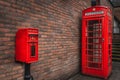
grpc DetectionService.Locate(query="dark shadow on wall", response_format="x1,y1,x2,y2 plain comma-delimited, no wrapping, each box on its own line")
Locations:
78,17,82,74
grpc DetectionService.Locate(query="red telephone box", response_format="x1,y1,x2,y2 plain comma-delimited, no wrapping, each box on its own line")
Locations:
82,6,112,79
16,28,38,63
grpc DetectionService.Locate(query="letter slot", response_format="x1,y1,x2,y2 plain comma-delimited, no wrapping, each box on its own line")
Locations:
31,45,35,56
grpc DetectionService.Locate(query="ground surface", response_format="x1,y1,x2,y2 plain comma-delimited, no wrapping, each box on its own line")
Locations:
69,62,120,80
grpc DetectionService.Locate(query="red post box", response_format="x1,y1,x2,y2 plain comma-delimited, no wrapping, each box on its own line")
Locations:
15,28,38,63
82,6,112,79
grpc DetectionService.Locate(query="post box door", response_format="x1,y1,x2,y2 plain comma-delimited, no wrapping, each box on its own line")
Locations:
27,34,38,62
85,18,103,70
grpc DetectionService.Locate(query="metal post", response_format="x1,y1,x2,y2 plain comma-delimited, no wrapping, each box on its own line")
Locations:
24,63,33,80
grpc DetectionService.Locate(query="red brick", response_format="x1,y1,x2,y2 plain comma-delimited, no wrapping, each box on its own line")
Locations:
1,0,111,80
0,1,10,6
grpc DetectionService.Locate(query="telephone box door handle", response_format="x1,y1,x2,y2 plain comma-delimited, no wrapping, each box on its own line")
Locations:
102,38,104,42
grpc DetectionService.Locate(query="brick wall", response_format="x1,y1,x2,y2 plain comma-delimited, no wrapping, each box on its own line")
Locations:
100,0,112,7
0,0,90,80
114,8,120,21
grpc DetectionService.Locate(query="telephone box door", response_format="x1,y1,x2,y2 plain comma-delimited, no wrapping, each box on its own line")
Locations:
82,17,105,77
86,18,103,69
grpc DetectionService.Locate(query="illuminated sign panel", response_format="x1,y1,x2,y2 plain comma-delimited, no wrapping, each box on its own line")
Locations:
85,11,104,16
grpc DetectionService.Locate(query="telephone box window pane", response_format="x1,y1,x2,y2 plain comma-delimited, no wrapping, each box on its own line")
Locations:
87,19,102,69
31,46,35,56
113,20,120,34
